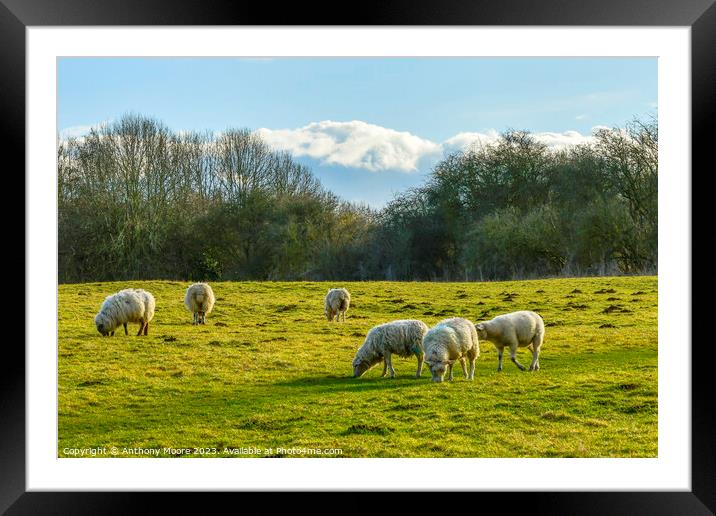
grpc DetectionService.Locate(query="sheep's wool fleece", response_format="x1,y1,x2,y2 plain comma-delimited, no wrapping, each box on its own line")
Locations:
95,288,156,331
184,282,216,313
482,310,544,345
325,288,350,311
353,319,429,364
423,317,479,362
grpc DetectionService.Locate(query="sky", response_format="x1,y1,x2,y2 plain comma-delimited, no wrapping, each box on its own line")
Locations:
58,57,657,207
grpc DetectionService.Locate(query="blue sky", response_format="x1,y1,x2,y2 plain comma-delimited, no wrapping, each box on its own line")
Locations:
58,57,657,207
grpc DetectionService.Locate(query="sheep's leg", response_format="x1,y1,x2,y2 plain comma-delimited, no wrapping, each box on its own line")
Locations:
528,352,540,371
123,323,128,335
110,331,115,336
529,335,543,371
385,352,396,378
381,360,388,377
496,347,504,372
467,348,477,380
144,322,149,336
447,363,454,381
459,357,468,378
136,320,144,336
415,352,424,378
509,342,526,371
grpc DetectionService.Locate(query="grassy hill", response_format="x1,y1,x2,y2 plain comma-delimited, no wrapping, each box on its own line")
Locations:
58,276,657,458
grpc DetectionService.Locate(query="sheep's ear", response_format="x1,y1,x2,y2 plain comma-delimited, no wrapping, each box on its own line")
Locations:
476,323,485,331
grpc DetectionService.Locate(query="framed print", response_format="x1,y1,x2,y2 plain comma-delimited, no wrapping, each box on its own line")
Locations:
6,0,713,512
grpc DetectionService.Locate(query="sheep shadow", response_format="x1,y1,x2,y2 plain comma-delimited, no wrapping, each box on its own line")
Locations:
273,374,427,393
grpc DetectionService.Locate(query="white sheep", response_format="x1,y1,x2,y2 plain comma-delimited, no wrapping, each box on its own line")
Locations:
422,317,479,382
475,310,545,372
94,288,156,337
324,287,351,322
352,319,430,378
184,282,216,325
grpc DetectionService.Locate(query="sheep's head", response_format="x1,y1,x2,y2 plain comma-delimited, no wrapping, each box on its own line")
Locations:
94,314,111,336
352,356,381,378
325,309,334,321
475,323,488,340
424,358,456,383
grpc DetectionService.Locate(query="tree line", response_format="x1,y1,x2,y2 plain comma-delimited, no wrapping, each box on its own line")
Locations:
58,114,657,283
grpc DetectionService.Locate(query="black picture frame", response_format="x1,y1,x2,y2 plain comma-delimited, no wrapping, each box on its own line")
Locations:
6,0,711,513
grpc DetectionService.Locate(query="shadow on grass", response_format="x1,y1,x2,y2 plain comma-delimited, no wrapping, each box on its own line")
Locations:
273,374,428,392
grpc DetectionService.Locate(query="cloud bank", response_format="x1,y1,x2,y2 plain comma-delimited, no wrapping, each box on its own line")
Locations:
59,120,112,140
258,121,601,173
60,118,603,173
256,120,441,172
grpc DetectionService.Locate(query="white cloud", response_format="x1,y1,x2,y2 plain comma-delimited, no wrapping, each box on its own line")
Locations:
258,121,603,172
59,120,111,140
441,128,598,154
256,120,441,172
442,130,502,154
61,118,603,173
533,130,596,148
575,114,587,120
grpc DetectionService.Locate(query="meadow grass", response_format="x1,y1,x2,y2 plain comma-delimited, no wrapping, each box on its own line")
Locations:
58,276,657,458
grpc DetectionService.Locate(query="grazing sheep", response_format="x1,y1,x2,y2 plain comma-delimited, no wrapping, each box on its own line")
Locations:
184,282,216,325
475,310,545,372
352,319,429,379
422,317,479,383
324,288,351,322
94,288,155,337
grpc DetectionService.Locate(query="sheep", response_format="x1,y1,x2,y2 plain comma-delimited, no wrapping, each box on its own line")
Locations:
422,317,479,383
352,319,429,379
184,282,216,325
475,310,545,372
324,287,351,322
94,288,155,337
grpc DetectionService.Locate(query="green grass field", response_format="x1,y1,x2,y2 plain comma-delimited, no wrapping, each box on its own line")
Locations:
58,276,657,458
